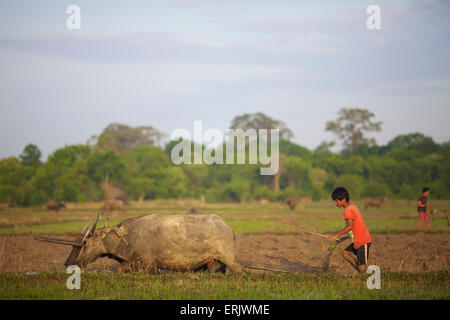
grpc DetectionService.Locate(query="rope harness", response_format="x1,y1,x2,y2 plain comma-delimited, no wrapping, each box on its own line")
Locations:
82,227,129,263
110,228,129,257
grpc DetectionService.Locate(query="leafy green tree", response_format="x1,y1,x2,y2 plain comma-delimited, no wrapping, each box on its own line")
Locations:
309,168,330,199
387,133,439,152
0,156,29,205
143,166,188,199
164,138,205,165
47,145,91,168
221,178,251,202
285,157,312,194
314,141,335,153
95,123,165,154
280,140,311,157
127,177,154,200
310,168,328,190
0,157,29,187
368,157,415,194
0,185,23,206
22,182,48,206
123,146,173,200
52,175,80,202
362,181,390,197
2,119,450,206
277,186,301,200
43,145,94,202
251,184,275,201
441,150,450,193
87,150,127,185
335,174,364,199
386,133,441,161
180,164,209,196
325,108,382,153
125,146,171,172
354,143,382,158
230,112,293,140
20,144,42,166
165,166,189,198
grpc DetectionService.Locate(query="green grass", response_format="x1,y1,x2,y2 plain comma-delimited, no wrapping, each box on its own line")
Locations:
227,219,282,234
292,218,450,235
0,270,448,300
228,217,450,236
0,219,282,236
0,215,448,236
0,220,124,236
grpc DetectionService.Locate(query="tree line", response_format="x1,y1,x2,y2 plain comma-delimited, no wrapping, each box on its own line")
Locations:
1,110,449,206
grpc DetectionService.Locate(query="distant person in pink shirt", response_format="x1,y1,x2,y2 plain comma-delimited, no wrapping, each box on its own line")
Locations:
417,187,431,231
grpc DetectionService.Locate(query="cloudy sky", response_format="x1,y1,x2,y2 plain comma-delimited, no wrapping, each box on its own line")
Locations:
0,0,449,159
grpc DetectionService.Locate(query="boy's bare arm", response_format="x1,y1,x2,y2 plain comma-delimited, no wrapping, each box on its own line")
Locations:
329,219,353,241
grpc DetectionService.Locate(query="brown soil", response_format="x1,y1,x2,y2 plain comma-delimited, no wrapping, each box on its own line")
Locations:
0,233,449,274
236,233,450,273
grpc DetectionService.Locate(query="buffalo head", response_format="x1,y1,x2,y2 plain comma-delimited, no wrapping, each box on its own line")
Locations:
34,213,120,269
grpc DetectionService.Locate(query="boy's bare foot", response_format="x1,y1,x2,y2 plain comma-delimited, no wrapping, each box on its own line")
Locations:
357,264,367,273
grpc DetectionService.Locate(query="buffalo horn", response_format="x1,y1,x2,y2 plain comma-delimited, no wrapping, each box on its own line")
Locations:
89,212,99,235
81,221,91,235
33,236,82,247
103,217,109,229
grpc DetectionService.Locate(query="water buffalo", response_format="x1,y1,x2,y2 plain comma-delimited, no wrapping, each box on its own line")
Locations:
45,201,67,212
364,197,387,211
101,199,125,212
187,206,199,213
100,180,128,204
34,213,243,274
285,198,297,211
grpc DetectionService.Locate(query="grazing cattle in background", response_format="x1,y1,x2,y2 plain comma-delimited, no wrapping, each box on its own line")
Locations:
187,206,199,213
364,197,388,211
100,179,128,204
45,201,67,212
101,199,125,212
285,198,297,211
34,213,243,274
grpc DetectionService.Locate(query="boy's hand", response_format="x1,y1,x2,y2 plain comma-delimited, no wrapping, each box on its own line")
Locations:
328,234,338,241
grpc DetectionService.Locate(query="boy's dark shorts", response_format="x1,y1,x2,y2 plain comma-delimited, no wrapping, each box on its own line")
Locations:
344,242,371,265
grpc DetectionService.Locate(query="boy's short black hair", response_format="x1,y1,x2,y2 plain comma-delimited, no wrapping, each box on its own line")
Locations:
332,187,350,202
422,187,430,193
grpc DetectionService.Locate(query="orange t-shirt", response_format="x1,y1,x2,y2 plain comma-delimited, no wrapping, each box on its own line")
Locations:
344,204,371,249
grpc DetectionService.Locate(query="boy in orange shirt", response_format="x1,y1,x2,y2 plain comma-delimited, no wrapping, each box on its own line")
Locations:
329,187,372,273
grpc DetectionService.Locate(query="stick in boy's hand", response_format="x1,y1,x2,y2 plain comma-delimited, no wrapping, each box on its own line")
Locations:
328,234,338,241
281,220,329,239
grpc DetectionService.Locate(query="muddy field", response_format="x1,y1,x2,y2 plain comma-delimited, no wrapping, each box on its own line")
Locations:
1,233,448,274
